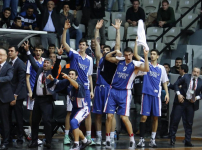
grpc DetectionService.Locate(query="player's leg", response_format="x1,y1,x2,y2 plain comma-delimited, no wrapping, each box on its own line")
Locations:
110,116,116,144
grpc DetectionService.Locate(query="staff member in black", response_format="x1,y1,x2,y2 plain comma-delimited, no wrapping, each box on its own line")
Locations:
0,48,14,150
8,46,26,145
23,42,63,149
170,67,202,147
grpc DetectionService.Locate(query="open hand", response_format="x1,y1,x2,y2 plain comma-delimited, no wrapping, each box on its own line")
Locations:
96,19,104,29
56,44,64,55
112,19,122,29
64,19,71,29
23,41,30,51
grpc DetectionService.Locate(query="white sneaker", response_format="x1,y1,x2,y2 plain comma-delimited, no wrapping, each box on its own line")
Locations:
149,138,157,148
137,137,145,148
96,136,102,145
110,137,115,144
105,141,111,149
128,141,136,149
38,139,43,145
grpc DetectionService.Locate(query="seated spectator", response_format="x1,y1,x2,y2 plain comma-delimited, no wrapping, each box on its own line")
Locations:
60,2,82,50
0,7,11,28
11,17,24,29
107,0,123,12
170,57,182,74
156,0,175,28
124,0,145,39
20,0,38,15
18,5,38,30
163,63,170,75
3,0,18,20
42,44,56,58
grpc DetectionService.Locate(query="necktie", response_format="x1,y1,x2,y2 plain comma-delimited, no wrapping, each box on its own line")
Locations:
9,61,13,66
192,78,196,101
42,72,47,95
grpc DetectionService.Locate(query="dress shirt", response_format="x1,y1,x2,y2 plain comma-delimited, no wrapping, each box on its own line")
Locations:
43,11,56,32
0,61,6,72
10,57,18,66
36,72,51,96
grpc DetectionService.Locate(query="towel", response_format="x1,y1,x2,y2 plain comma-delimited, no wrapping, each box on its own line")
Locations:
137,19,149,51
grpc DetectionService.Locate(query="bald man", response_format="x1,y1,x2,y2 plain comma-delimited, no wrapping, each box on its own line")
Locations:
0,48,14,150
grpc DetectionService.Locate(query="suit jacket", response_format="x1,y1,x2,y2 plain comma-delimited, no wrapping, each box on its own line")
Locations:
10,58,27,100
27,53,61,100
0,62,14,103
174,74,202,111
36,0,63,36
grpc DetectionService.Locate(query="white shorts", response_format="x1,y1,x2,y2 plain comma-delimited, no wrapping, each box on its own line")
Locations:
27,96,35,110
66,95,73,111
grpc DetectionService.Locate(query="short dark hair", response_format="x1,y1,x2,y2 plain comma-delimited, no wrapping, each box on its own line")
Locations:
8,45,19,52
123,47,133,53
4,7,11,12
69,69,78,76
175,57,182,61
103,45,111,51
131,0,140,4
27,5,34,10
163,63,170,68
14,17,21,22
162,0,169,4
150,49,159,55
44,58,53,65
180,64,188,73
79,38,88,45
48,44,55,48
35,45,44,51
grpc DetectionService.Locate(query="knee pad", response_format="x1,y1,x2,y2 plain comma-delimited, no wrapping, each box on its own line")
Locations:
70,118,79,130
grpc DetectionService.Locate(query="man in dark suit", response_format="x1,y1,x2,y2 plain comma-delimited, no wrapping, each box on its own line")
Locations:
170,67,202,147
0,48,14,150
8,46,26,145
36,0,63,50
23,42,63,149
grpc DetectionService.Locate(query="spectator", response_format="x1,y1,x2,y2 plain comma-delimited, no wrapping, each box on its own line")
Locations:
18,5,38,30
20,0,38,15
60,2,82,50
124,0,145,39
87,0,106,45
11,17,24,29
0,7,11,28
156,0,175,28
43,44,56,58
170,57,182,74
163,63,170,75
107,0,123,12
3,0,18,20
36,0,63,50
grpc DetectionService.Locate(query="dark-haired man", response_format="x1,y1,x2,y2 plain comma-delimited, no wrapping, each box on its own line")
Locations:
8,46,26,145
134,47,169,148
163,63,170,75
104,46,149,149
62,20,95,145
11,17,23,29
0,7,11,28
170,57,182,74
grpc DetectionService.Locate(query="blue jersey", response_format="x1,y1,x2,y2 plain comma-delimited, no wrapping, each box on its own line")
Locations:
111,60,145,90
141,58,168,97
26,57,44,91
67,49,93,90
96,57,109,86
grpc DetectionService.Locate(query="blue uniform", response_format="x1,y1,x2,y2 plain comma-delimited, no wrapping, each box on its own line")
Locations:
92,58,110,114
140,58,168,116
67,48,93,110
104,60,145,116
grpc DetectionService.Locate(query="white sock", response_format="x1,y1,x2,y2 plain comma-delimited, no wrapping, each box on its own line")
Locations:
106,133,110,142
151,132,156,139
82,138,87,143
96,131,102,137
110,132,114,139
74,141,79,146
86,131,91,136
65,130,69,135
130,134,135,142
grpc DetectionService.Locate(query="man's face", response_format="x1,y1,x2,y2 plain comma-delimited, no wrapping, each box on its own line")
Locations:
48,46,55,54
103,48,110,55
27,8,34,16
133,1,139,10
192,68,200,78
0,49,7,63
91,39,95,50
150,51,159,61
34,48,43,60
163,65,170,74
49,53,56,64
175,60,182,68
124,51,133,63
178,66,184,76
63,5,69,13
162,2,169,10
79,42,88,52
3,10,11,18
43,60,52,71
69,71,78,80
15,19,22,27
8,47,18,60
47,1,55,11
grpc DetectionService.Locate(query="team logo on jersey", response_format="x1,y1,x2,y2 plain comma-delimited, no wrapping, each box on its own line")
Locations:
78,63,88,71
149,71,160,78
123,66,127,71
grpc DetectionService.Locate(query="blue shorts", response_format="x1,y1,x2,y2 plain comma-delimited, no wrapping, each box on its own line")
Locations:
85,89,91,111
92,85,110,114
140,94,161,117
103,88,132,116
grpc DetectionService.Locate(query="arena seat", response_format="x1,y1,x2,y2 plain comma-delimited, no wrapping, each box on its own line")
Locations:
70,39,76,50
142,0,160,15
111,12,126,25
147,40,165,51
178,0,194,14
79,24,85,33
146,27,163,40
126,26,138,40
175,13,181,27
103,11,111,29
107,26,124,40
105,40,123,50
127,41,143,54
195,2,201,14
181,13,198,32
124,0,132,12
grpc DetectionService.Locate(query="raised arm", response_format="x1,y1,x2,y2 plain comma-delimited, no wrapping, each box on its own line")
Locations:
133,36,141,61
105,50,122,64
94,20,104,61
62,73,79,89
136,49,149,72
62,20,71,53
112,19,122,50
